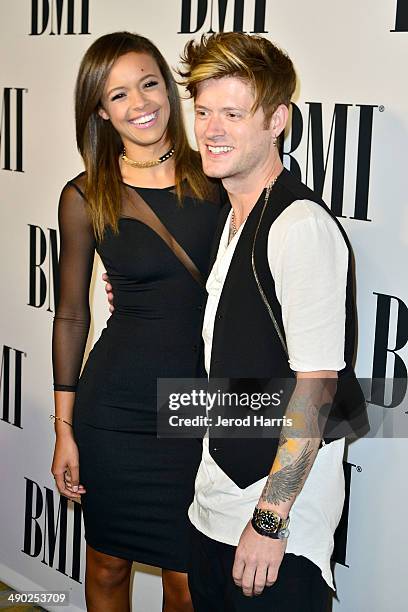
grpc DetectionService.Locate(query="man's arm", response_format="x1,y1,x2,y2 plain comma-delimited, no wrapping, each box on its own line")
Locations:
232,370,337,597
232,203,348,597
259,371,336,515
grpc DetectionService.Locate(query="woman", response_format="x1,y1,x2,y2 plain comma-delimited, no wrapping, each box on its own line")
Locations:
51,31,221,612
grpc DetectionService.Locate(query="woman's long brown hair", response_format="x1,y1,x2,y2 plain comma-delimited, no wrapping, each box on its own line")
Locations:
75,31,209,241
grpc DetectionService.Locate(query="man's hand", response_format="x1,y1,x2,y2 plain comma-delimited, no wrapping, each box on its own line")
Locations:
102,272,114,313
232,520,287,597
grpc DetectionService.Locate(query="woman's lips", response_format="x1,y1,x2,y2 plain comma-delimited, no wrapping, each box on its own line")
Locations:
129,110,159,129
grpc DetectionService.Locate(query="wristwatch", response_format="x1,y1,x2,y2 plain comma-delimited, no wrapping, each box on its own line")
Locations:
251,507,290,539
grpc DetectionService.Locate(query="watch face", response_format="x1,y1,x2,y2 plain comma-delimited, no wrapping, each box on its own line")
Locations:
257,512,280,532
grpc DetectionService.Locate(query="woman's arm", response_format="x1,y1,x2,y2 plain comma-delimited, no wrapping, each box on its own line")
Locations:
51,181,96,499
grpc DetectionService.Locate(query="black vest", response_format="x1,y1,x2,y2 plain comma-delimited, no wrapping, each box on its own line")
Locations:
207,168,367,489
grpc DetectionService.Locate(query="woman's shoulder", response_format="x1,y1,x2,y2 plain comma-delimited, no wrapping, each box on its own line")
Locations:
58,172,90,219
64,171,86,198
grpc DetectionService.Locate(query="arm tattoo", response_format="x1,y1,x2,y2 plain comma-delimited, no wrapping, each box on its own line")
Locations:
278,434,288,447
260,442,315,505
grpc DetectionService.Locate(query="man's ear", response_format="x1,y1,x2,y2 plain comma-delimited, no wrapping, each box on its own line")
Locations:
98,107,110,121
269,104,289,137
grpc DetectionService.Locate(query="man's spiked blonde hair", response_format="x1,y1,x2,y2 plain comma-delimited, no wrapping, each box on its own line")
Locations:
178,32,296,126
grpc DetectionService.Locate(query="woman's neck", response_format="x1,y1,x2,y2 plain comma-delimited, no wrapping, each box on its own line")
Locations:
120,141,176,188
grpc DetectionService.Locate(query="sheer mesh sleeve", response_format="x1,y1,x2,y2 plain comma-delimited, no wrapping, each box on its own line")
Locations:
52,180,96,391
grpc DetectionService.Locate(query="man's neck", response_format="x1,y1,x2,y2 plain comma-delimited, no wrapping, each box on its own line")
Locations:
223,157,283,225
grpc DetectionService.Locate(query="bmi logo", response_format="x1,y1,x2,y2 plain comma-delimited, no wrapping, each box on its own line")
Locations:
369,293,408,409
30,0,90,36
333,461,361,567
179,0,267,33
1,88,28,172
1,346,25,429
22,478,82,582
28,225,60,313
284,102,378,221
392,0,408,31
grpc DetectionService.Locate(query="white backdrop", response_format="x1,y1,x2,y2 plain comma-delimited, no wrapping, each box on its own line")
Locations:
1,1,407,610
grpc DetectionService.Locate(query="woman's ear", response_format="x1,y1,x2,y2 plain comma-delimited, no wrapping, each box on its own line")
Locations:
98,107,110,121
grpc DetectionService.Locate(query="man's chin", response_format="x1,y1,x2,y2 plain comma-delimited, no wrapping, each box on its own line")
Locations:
202,162,229,180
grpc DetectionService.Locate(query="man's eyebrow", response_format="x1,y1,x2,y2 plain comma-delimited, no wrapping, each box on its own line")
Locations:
194,104,248,112
222,106,248,112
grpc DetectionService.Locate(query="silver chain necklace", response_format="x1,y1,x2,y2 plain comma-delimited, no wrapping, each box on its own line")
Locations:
229,175,279,241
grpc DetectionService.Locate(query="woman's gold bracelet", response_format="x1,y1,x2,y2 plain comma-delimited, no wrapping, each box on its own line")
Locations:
49,414,73,428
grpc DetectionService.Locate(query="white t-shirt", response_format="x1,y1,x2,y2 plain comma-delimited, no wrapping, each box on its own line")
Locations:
189,199,349,589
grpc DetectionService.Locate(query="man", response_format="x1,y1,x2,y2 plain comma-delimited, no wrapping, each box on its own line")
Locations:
177,32,363,611
104,32,364,610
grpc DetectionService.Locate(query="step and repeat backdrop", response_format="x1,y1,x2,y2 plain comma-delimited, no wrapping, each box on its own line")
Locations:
1,1,407,610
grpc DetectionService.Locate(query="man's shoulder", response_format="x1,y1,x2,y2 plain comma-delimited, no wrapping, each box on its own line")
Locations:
268,201,345,268
276,199,336,229
279,168,324,206
277,169,349,244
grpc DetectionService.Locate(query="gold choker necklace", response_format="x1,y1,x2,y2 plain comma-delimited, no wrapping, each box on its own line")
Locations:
121,146,175,168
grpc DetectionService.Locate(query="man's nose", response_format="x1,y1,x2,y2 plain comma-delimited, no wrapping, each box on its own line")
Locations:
205,114,225,139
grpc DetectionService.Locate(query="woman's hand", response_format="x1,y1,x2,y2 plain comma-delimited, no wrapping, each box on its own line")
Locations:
51,436,86,501
102,272,114,313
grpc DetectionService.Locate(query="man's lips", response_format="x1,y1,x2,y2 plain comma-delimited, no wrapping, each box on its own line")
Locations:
129,110,159,129
205,144,234,156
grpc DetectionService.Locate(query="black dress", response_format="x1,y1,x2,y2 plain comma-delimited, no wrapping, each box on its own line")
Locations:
52,173,221,571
